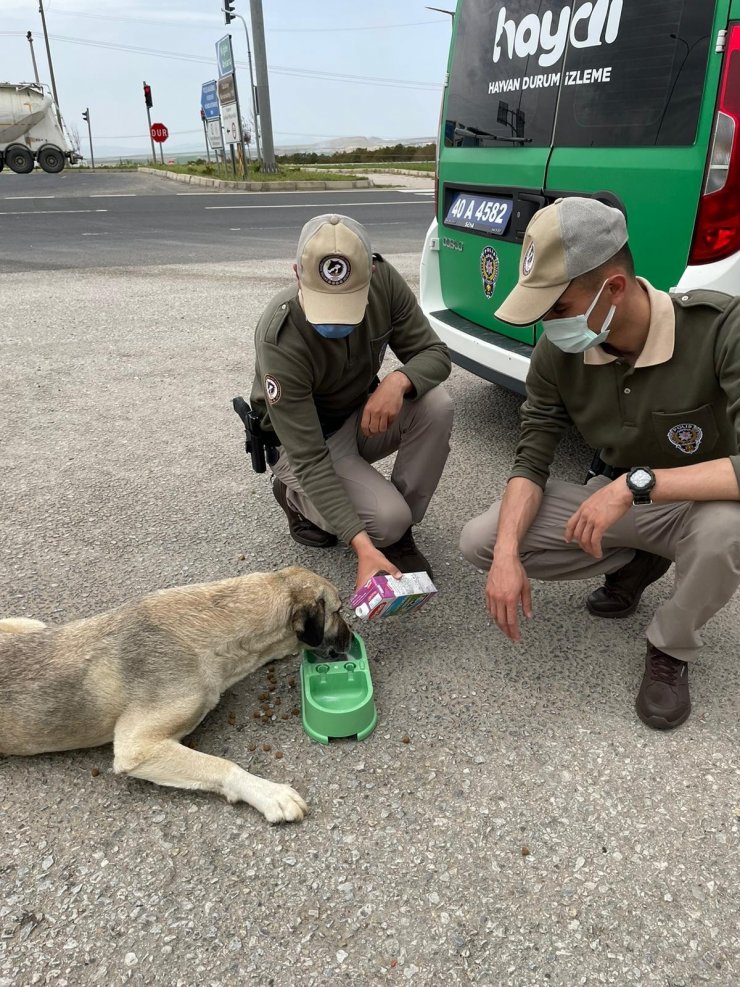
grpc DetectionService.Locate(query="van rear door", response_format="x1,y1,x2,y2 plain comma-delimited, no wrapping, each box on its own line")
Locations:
440,0,572,346
544,0,726,302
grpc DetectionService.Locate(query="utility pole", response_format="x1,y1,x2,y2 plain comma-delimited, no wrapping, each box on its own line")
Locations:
82,108,94,169
38,0,61,120
26,32,40,85
249,0,276,172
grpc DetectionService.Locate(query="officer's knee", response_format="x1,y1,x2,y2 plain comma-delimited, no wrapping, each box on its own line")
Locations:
367,498,413,548
420,385,454,427
459,509,499,570
687,502,740,561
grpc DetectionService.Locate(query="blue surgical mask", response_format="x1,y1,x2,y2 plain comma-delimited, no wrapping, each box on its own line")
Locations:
311,323,357,339
543,280,616,354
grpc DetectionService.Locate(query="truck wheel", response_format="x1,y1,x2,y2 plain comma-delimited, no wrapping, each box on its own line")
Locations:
6,146,34,174
38,146,65,174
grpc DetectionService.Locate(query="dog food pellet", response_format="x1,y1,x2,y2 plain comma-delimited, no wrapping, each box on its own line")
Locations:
521,846,530,857
288,676,296,687
291,707,300,716
268,684,276,692
402,735,411,744
91,767,100,777
253,711,261,720
248,743,256,752
262,743,272,752
281,713,290,720
258,692,269,701
275,751,284,760
274,697,282,705
227,712,236,725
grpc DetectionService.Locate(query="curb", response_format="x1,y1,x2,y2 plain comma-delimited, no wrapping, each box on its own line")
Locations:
137,167,371,191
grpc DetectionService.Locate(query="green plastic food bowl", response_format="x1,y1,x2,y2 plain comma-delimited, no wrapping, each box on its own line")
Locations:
300,631,377,744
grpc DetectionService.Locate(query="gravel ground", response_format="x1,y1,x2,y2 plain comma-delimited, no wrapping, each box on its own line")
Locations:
1,255,738,987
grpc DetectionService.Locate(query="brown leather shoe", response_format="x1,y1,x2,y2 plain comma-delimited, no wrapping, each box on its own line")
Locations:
636,643,691,730
586,550,672,618
272,478,337,549
383,527,433,579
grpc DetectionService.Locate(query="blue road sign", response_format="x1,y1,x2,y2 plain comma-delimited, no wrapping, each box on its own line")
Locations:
201,80,220,120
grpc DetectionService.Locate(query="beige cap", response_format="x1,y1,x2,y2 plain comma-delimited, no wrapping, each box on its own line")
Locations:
296,214,373,325
495,197,628,326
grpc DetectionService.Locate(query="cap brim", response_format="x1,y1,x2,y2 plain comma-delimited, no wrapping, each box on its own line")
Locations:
301,283,370,326
494,279,570,327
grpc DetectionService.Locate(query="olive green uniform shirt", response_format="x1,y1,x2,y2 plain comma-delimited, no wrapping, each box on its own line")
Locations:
250,257,451,544
512,280,740,491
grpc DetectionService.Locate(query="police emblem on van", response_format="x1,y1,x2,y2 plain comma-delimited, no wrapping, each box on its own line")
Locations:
480,246,499,299
667,423,703,455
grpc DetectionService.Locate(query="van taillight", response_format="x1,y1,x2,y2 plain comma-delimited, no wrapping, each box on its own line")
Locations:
690,24,740,264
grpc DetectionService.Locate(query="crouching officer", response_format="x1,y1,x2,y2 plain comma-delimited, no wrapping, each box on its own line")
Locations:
249,214,453,589
459,197,740,730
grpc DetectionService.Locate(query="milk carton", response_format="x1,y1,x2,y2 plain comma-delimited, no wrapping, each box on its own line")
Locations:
349,571,437,620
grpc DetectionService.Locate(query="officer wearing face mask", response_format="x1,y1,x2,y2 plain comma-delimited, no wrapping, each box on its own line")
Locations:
250,214,453,589
460,197,740,731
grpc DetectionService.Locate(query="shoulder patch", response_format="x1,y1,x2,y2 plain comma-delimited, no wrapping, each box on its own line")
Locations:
264,374,282,405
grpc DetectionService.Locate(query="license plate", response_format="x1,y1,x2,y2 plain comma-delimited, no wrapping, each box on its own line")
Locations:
444,192,513,236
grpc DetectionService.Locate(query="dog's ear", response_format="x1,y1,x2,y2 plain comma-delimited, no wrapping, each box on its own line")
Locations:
292,598,326,648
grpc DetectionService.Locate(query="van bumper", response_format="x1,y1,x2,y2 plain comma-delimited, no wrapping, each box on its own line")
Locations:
420,218,530,395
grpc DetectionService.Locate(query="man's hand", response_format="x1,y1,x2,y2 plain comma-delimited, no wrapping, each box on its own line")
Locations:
485,556,533,641
564,477,632,557
360,371,412,437
351,531,402,589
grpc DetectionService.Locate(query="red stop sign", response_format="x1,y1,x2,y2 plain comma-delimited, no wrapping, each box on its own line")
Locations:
151,122,168,143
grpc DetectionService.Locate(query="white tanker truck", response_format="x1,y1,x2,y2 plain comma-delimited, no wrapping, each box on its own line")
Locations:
0,82,81,174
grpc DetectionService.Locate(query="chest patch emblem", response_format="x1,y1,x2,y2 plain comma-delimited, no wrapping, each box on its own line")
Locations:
264,374,281,405
480,246,499,300
319,255,350,286
667,422,703,454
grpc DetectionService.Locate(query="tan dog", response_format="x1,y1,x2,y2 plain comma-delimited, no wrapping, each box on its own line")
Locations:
0,566,351,823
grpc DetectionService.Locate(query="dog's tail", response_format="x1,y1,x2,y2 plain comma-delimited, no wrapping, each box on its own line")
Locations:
0,618,47,635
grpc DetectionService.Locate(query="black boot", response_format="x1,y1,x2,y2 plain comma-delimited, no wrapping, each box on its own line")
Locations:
272,478,337,549
586,551,671,618
636,643,691,730
383,528,433,579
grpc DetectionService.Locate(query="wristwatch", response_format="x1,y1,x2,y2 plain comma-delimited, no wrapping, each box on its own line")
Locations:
626,466,656,505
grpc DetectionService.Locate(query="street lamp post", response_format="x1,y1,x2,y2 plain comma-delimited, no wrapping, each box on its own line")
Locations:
230,12,262,163
26,32,40,85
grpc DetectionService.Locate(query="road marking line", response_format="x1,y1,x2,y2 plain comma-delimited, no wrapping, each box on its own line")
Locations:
90,194,137,198
0,208,109,215
4,195,56,200
205,200,430,210
175,188,400,196
81,232,110,236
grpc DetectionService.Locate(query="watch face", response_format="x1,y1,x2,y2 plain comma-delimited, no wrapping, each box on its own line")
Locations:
630,468,653,490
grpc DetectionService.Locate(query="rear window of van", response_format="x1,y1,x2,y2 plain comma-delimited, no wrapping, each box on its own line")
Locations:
445,0,716,149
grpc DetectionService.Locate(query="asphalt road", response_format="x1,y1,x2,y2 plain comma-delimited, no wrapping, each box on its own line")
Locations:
0,174,738,987
0,171,434,272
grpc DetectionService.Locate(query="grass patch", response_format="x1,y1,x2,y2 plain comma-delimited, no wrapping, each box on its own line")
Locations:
143,161,362,182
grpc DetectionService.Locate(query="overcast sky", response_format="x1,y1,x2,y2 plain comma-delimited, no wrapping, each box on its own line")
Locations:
2,0,454,158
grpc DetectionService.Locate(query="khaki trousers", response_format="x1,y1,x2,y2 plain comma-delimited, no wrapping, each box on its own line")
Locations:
271,386,453,547
459,476,740,662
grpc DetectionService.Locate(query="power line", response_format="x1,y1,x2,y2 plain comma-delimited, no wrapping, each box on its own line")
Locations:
0,31,442,91
38,11,446,33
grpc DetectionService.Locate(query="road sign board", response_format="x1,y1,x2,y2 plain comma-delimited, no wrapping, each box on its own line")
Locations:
150,122,168,143
207,118,224,150
217,74,236,106
221,102,239,144
216,35,234,78
201,80,220,120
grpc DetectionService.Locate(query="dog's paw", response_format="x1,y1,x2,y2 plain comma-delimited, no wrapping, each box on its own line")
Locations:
259,782,309,824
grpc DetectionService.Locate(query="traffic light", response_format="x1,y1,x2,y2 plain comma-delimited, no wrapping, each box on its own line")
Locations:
82,108,89,122
224,1,235,25
143,82,153,109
